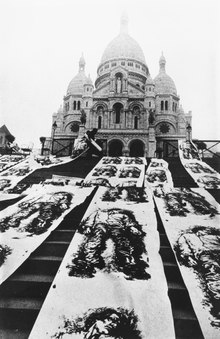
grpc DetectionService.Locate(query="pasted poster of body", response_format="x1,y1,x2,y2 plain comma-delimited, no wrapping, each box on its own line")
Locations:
197,174,220,189
154,187,220,338
0,186,94,284
29,187,175,339
145,159,173,189
0,191,73,235
118,166,141,178
85,158,146,187
91,165,118,178
184,162,216,174
178,140,220,189
67,207,150,280
101,157,122,165
146,169,167,184
124,157,145,165
154,187,218,217
175,226,220,328
52,307,142,339
0,154,26,173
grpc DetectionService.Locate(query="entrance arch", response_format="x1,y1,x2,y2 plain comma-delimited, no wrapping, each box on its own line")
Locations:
108,139,123,156
129,140,145,157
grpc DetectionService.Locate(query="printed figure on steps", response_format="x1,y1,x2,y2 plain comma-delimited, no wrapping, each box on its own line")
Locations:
52,307,142,339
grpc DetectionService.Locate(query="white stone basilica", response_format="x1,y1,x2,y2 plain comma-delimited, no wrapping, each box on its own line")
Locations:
51,14,192,157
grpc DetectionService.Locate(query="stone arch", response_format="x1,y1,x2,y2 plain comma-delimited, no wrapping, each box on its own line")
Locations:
108,139,124,156
129,139,145,157
128,102,144,111
92,101,108,112
97,105,104,114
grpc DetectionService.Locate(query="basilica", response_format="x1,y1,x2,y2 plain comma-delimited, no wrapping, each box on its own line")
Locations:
51,14,192,157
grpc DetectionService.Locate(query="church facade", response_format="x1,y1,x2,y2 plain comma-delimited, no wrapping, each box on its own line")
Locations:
51,15,192,157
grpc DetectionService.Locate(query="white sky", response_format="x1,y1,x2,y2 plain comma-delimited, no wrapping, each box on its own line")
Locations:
0,0,219,148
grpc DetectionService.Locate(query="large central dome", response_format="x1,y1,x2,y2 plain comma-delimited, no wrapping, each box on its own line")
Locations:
101,33,146,64
100,14,146,65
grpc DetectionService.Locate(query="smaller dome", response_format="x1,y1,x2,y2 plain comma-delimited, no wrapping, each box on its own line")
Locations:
85,74,93,86
67,55,91,95
67,73,89,95
154,53,177,95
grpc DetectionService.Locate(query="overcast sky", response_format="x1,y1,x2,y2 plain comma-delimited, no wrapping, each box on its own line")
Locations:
0,0,219,148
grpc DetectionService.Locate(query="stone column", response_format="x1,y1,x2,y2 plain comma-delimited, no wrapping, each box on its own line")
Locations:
78,124,85,138
123,146,129,156
121,109,125,128
124,110,127,128
148,126,156,158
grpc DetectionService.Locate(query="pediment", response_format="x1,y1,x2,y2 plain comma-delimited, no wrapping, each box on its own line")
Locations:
93,82,110,97
128,81,145,95
110,65,128,77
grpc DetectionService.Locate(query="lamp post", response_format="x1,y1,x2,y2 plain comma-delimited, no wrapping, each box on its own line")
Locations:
185,124,192,158
186,124,192,142
39,137,46,155
52,121,57,155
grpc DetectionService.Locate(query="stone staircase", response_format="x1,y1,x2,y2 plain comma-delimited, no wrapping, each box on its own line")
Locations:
0,188,97,339
164,157,198,188
0,156,212,338
24,157,100,185
155,204,204,338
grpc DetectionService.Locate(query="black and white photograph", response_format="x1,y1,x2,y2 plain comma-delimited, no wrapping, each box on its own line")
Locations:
0,0,219,338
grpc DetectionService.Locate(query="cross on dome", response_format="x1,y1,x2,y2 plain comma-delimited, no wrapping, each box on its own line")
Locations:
79,53,85,72
159,52,166,72
120,11,128,34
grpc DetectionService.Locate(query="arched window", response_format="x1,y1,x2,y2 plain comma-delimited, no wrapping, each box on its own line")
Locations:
86,101,88,107
161,101,164,110
134,116,138,129
98,116,102,129
149,102,151,107
172,102,174,111
97,105,104,113
165,101,168,110
113,102,123,124
77,101,80,110
73,101,76,110
133,105,140,115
